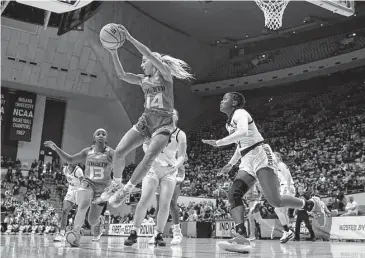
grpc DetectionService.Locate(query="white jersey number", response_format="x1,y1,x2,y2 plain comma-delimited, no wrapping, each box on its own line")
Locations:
89,167,104,180
146,93,163,109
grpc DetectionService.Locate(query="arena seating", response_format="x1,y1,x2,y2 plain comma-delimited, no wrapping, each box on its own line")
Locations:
197,33,365,83
184,75,365,202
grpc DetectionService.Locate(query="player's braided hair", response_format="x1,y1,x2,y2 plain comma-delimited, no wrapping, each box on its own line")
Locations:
227,92,246,124
230,92,245,108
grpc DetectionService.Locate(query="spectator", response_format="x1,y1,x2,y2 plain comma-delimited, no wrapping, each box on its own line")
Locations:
340,196,358,216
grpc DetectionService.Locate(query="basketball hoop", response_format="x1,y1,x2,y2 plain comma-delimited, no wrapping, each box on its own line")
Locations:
254,0,290,30
1,0,10,15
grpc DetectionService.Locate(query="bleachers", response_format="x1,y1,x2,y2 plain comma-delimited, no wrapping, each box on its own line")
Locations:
197,33,365,83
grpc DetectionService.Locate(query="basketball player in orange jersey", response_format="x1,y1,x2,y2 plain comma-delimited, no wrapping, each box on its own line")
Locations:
99,25,194,208
124,109,187,247
44,128,114,247
202,92,325,253
152,155,188,245
53,163,83,242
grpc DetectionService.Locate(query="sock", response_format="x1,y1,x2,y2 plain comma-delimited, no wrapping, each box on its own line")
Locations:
124,181,136,193
172,224,180,229
283,225,289,232
60,229,65,236
114,177,122,185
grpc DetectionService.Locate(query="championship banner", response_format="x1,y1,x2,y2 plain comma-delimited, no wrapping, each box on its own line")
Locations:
1,87,7,127
329,216,365,240
108,223,156,236
8,90,37,142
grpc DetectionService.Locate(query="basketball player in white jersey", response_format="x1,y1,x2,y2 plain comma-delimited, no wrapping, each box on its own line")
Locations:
53,163,83,242
273,152,295,243
202,92,324,253
44,128,114,247
124,109,187,247
152,155,188,245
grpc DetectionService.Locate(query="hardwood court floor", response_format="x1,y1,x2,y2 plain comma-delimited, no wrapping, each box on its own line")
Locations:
1,234,365,258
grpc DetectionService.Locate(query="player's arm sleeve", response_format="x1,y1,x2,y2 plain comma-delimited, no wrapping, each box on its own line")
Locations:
216,110,249,147
228,145,241,166
175,131,187,168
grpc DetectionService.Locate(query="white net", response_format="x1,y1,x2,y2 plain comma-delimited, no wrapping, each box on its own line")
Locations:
255,0,290,30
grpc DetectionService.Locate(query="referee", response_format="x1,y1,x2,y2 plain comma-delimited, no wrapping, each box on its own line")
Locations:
294,191,316,241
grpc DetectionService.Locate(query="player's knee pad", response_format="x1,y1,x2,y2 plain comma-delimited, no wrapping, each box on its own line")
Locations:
228,179,250,209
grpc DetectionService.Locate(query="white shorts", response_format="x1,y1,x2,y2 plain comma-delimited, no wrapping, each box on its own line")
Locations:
145,165,177,195
239,144,277,179
176,167,185,184
64,188,78,204
280,184,295,196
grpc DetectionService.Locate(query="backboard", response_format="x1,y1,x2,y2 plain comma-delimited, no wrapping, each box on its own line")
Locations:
15,0,93,14
305,0,355,17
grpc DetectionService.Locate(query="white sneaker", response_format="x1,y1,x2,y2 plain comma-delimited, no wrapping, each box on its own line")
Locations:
280,231,294,243
53,233,65,242
109,187,128,208
92,233,102,242
170,232,183,245
218,235,252,254
93,181,121,205
148,235,155,245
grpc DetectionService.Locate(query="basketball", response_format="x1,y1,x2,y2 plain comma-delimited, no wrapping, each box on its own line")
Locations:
99,23,125,49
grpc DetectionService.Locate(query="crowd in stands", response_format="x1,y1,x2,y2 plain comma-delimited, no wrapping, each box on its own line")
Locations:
1,181,59,234
2,66,364,230
183,70,365,206
197,33,365,83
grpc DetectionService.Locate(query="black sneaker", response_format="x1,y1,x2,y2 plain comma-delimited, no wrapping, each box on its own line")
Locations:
155,232,166,246
124,230,138,246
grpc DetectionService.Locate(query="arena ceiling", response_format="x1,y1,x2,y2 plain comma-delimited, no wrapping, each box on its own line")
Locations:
130,1,365,45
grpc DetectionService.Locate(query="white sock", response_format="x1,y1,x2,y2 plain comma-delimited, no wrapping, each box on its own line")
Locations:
172,224,181,232
124,181,136,193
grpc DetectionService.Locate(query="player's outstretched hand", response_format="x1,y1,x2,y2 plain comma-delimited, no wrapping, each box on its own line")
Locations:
44,141,57,150
219,164,233,176
115,24,132,41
